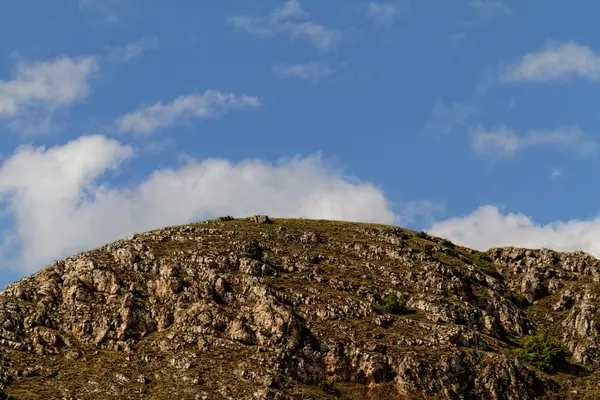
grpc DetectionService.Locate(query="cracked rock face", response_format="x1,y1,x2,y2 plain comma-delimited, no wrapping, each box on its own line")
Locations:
0,217,598,399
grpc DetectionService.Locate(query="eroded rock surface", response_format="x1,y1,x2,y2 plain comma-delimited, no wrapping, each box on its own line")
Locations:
0,218,598,399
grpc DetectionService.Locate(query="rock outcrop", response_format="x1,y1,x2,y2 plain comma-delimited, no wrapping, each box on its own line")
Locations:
0,217,598,399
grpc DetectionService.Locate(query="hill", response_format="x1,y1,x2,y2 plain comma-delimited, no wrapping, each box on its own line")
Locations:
1,216,600,399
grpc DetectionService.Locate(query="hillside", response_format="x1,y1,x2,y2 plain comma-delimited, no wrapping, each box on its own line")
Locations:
1,216,600,399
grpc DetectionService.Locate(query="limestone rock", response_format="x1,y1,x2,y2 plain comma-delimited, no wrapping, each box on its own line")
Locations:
0,218,598,398
250,215,272,224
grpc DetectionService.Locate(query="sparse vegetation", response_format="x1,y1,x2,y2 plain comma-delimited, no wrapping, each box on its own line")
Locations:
2,216,600,398
519,333,567,373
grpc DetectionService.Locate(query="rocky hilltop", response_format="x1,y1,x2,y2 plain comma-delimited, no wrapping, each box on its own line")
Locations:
1,216,600,399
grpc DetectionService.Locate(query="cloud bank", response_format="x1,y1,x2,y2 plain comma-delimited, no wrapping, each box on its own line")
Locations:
429,205,600,258
0,135,398,273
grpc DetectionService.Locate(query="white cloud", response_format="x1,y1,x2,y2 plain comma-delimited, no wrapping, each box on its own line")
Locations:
367,2,400,29
501,42,600,83
423,97,474,135
469,126,597,156
428,205,600,258
0,57,98,128
117,90,260,135
0,135,398,273
0,56,98,136
272,62,334,81
228,0,341,51
0,135,133,271
108,36,159,62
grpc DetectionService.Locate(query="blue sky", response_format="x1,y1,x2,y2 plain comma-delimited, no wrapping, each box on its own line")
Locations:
2,0,600,288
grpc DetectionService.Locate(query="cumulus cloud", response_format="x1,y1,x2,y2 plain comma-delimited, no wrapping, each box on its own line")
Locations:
469,126,597,156
228,0,341,51
0,135,398,273
117,90,260,135
367,2,400,29
501,42,600,83
428,205,600,258
272,62,334,82
0,56,98,134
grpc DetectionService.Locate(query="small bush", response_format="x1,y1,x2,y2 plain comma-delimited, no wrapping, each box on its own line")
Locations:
377,294,407,315
512,290,529,306
416,231,429,239
441,239,455,248
519,333,566,373
477,253,492,262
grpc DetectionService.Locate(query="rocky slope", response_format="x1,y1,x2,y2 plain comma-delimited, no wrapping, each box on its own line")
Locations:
1,216,600,399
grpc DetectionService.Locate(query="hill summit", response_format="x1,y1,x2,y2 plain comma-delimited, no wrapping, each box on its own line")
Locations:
1,216,600,399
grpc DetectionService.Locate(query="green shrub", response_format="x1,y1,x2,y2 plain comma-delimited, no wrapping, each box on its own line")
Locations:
377,294,407,315
477,253,492,262
519,333,566,373
441,239,455,248
416,231,429,239
422,244,433,254
512,290,529,306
